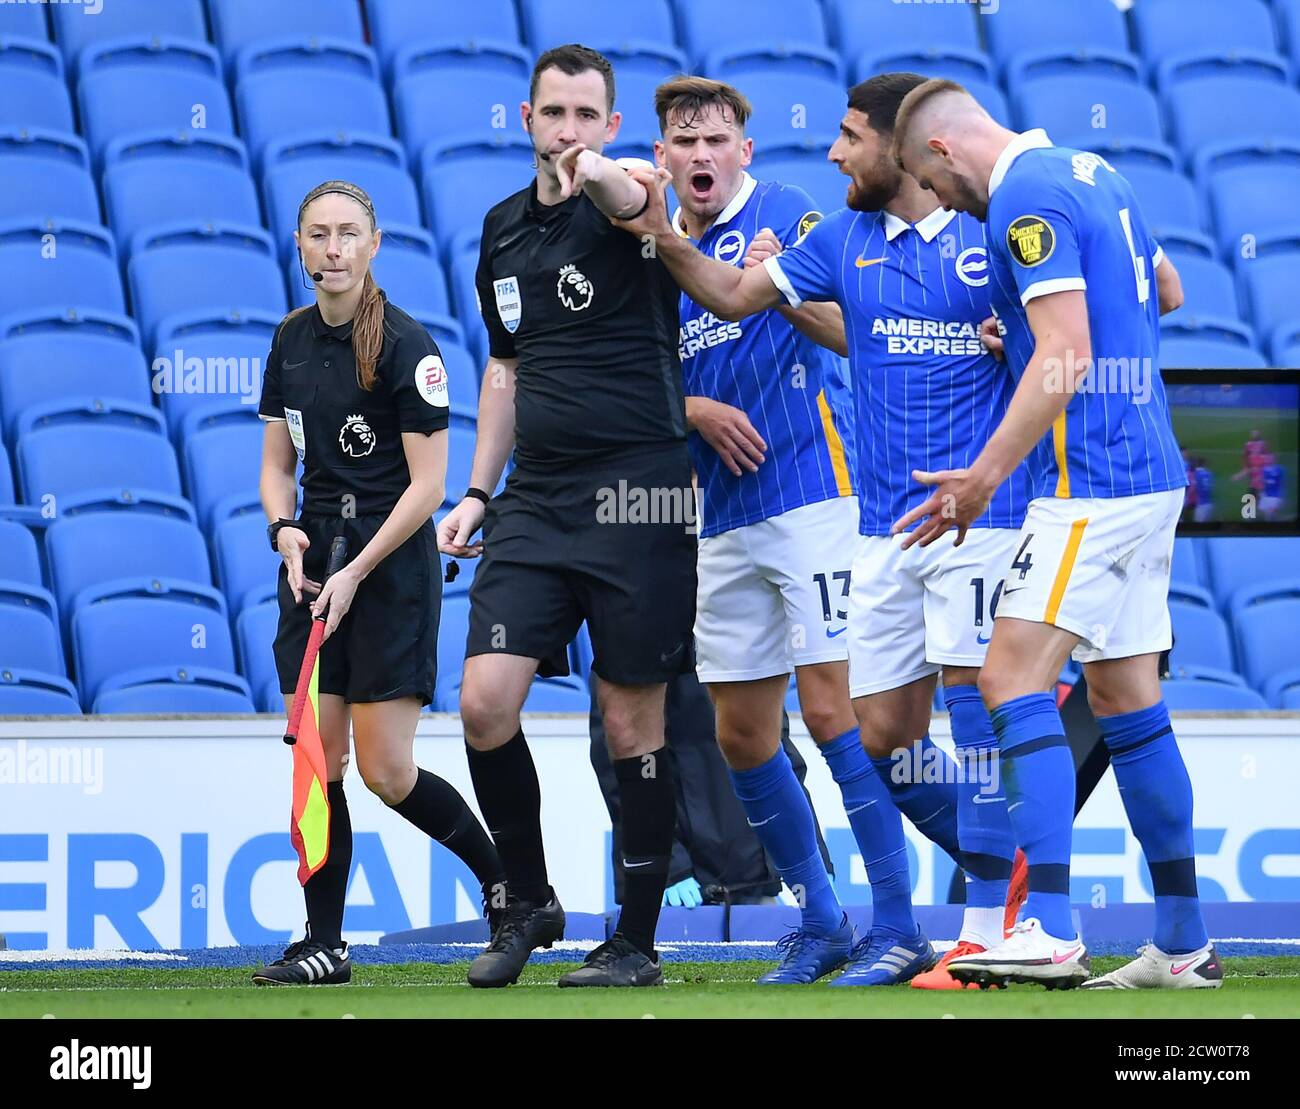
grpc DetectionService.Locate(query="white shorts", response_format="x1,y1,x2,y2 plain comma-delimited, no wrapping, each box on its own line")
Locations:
847,528,1023,698
695,496,859,682
1260,495,1283,517
1193,503,1214,523
995,489,1182,663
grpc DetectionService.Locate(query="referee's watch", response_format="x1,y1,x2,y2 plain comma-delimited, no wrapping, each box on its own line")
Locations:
268,518,302,552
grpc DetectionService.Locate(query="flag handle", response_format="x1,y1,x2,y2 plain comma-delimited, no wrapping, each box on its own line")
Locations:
283,535,349,746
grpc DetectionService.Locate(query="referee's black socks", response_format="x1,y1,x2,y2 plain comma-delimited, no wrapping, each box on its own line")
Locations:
304,779,352,949
390,769,506,896
613,749,676,959
464,730,552,904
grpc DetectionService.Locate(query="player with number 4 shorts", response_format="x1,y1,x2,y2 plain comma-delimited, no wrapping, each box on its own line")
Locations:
891,80,1219,990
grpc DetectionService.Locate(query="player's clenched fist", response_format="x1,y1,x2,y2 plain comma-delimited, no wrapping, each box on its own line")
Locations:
437,496,486,558
686,396,767,476
743,227,783,268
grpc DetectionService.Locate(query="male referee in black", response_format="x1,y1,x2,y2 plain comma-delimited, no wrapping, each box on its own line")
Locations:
437,44,695,988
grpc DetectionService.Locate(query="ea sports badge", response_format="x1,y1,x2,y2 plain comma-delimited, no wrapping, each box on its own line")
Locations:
494,275,522,333
1006,214,1055,267
414,353,449,408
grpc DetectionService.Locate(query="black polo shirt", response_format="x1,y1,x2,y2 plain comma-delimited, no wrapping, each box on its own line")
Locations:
475,177,686,471
258,296,450,516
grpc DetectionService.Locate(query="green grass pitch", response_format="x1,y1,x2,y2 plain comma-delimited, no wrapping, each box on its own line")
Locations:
1172,403,1298,522
3,957,1297,1018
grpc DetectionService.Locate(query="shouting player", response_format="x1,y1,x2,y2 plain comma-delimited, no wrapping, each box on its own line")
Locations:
891,80,1218,990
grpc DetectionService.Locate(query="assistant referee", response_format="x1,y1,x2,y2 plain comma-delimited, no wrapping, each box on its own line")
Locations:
437,46,696,989
252,181,505,986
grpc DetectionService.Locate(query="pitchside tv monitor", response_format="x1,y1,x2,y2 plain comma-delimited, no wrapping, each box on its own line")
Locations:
1164,369,1300,536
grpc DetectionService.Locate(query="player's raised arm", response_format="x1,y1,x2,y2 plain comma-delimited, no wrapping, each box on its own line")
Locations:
744,228,848,355
613,168,784,321
1155,251,1184,315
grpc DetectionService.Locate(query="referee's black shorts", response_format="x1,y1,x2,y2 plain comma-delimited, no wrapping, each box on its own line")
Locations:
466,445,697,686
273,512,440,705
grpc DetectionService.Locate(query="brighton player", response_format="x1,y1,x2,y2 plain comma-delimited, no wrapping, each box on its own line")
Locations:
618,73,1030,988
1259,453,1285,520
653,75,863,983
1193,457,1215,523
890,80,1219,990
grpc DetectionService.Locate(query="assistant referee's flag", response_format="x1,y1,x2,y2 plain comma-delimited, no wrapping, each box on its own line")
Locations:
284,536,348,886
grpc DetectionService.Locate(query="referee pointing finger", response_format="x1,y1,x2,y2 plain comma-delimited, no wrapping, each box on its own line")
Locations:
251,181,506,986
436,46,697,989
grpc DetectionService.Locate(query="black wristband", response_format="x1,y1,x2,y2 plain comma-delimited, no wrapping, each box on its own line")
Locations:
268,518,302,552
625,187,652,221
464,487,491,505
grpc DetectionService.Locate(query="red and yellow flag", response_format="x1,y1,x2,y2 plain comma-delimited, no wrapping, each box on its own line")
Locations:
287,624,331,885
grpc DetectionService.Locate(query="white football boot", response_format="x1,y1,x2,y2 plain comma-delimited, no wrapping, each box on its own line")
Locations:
1081,942,1223,990
947,917,1091,990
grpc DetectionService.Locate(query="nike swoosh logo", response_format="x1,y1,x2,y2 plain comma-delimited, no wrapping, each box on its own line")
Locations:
976,633,991,645
1002,587,1025,596
845,800,877,815
855,256,888,268
1007,801,1024,812
971,795,1005,805
1053,945,1083,964
283,359,309,369
623,859,655,869
826,627,847,638
1169,958,1198,975
746,814,778,827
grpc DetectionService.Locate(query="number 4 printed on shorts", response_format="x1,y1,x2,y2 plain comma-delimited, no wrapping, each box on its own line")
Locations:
1011,533,1035,580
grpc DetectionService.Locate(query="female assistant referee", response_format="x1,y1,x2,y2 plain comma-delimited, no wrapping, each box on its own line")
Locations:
251,181,504,985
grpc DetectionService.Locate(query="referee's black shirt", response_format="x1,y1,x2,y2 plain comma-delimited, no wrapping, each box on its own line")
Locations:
258,295,450,516
476,178,686,471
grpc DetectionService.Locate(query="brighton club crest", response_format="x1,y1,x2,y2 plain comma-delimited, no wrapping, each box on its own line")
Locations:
338,413,376,458
557,263,594,311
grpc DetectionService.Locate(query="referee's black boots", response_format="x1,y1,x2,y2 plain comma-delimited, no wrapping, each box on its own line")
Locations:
251,933,351,986
467,890,566,988
557,934,664,988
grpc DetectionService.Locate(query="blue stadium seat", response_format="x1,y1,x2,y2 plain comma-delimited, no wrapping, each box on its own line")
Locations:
1263,666,1300,709
1165,254,1242,321
0,519,41,589
0,583,64,675
985,0,1130,72
393,43,532,164
1160,338,1267,368
1154,50,1291,94
852,48,991,88
1171,537,1204,589
1169,600,1235,673
1119,164,1205,237
0,38,73,133
1132,0,1277,65
825,0,979,64
367,225,450,317
46,512,213,641
94,677,255,714
1003,48,1144,92
72,592,235,706
77,39,233,163
611,67,678,138
1013,76,1164,151
0,672,81,715
236,600,280,708
445,424,478,507
1166,76,1300,161
0,220,124,319
719,71,843,149
366,0,522,75
568,623,594,684
1231,582,1300,690
1160,679,1268,711
421,137,536,262
523,0,678,59
1208,161,1300,260
0,3,49,41
127,223,286,347
0,440,16,505
1279,0,1300,61
449,242,489,366
749,152,847,221
102,133,259,257
153,309,277,442
215,513,279,616
182,422,262,530
17,423,180,507
0,309,148,443
262,133,420,248
522,676,591,712
1272,320,1300,365
675,0,827,68
708,44,842,84
1203,537,1300,609
955,79,1012,129
438,342,480,422
1239,253,1300,341
209,0,364,70
0,130,98,225
435,594,470,708
52,0,208,74
234,40,390,168
1161,315,1257,351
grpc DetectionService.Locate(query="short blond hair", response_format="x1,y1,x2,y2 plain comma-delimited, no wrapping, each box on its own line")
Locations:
891,77,971,165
